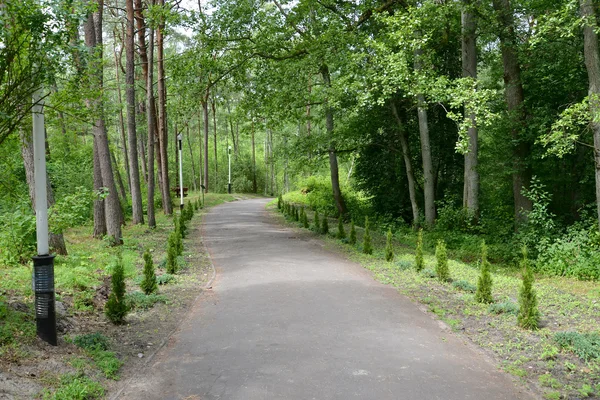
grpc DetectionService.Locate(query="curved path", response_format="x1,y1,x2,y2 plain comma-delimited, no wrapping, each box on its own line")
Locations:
119,198,534,400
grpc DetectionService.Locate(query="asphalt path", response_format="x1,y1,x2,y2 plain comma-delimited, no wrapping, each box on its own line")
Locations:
118,198,535,400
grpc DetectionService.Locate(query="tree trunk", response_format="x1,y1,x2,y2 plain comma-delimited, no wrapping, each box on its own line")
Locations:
186,125,198,191
125,0,143,224
85,0,122,244
198,111,204,191
92,138,107,238
269,128,275,195
580,0,600,231
112,30,130,192
414,47,436,225
19,129,67,255
156,0,172,215
203,97,210,192
146,12,157,228
251,117,257,193
320,64,348,216
462,0,480,220
211,95,218,191
111,150,127,201
492,0,532,226
391,102,419,226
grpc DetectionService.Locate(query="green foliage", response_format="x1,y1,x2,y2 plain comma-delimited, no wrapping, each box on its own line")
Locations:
488,302,519,315
415,229,424,271
349,219,356,245
452,280,476,293
554,332,600,361
362,216,373,255
88,348,123,379
0,207,36,265
166,231,179,274
175,214,187,239
73,333,109,351
395,260,413,270
140,250,158,295
313,210,321,232
321,213,329,234
104,254,128,324
435,240,450,282
42,374,104,400
49,187,93,234
302,207,309,228
277,194,282,210
156,273,175,285
385,229,394,262
421,268,437,279
518,247,540,330
337,216,346,239
0,297,35,346
124,291,168,310
475,241,494,304
294,206,299,222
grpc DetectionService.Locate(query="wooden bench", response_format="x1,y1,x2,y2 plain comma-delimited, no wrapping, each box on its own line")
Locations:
172,187,189,197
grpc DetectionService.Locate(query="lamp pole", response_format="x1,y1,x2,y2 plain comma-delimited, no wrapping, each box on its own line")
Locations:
228,146,232,194
177,133,184,210
32,90,57,346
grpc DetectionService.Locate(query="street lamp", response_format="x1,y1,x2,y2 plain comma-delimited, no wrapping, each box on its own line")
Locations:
177,133,183,211
32,90,56,346
227,146,232,194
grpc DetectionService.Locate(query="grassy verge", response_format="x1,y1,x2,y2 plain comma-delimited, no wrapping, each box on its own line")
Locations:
273,201,600,400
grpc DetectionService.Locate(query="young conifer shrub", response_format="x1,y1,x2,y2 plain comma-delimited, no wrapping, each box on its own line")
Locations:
105,253,129,324
435,240,450,282
349,219,357,245
363,216,373,255
518,247,540,330
301,207,309,228
322,213,329,234
140,250,158,295
295,206,300,222
385,229,394,262
337,216,346,239
314,210,321,232
278,194,282,210
475,240,494,303
415,229,424,271
166,231,179,274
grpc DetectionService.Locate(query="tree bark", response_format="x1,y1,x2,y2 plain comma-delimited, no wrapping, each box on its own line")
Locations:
92,138,107,238
211,94,218,191
391,102,419,226
146,13,157,228
125,0,143,224
157,0,172,215
202,97,210,192
186,124,198,191
320,64,348,216
462,0,480,220
19,129,67,255
251,117,257,193
111,149,127,201
85,0,122,244
493,0,532,226
580,0,600,232
198,111,204,191
112,30,130,192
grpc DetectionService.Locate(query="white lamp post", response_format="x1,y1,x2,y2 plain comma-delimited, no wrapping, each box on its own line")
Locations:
177,133,184,210
32,90,57,346
228,145,232,194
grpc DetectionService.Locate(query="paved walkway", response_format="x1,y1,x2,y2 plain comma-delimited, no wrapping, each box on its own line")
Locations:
119,198,534,400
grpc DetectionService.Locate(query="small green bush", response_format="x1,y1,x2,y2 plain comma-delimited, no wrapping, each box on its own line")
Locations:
363,216,373,255
166,232,179,274
88,348,123,379
140,250,158,295
422,268,437,278
73,333,109,351
295,206,300,222
42,374,104,400
435,240,450,282
322,213,329,234
518,247,540,330
337,216,346,239
385,229,394,262
475,240,494,304
104,254,128,324
554,331,600,361
125,292,168,310
277,194,282,210
349,219,356,245
302,207,309,228
488,301,519,315
415,228,424,271
452,280,476,293
314,210,321,232
396,260,413,270
156,273,175,285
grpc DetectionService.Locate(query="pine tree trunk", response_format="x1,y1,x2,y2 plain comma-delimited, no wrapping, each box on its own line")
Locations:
198,111,204,191
19,129,67,255
156,1,172,215
111,150,127,201
212,95,218,191
580,0,600,232
85,1,122,244
251,117,257,193
320,64,348,216
493,0,532,226
146,10,157,228
203,97,210,192
92,138,107,238
186,124,198,191
112,30,130,192
462,0,480,220
391,102,419,226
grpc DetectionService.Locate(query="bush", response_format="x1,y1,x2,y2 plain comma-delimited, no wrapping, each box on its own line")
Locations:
277,194,282,210
475,241,493,304
349,219,356,245
385,229,394,262
42,374,104,400
302,207,309,228
337,216,346,239
322,213,329,234
488,301,519,315
0,207,36,265
452,280,476,293
518,247,540,330
73,333,109,351
435,240,450,282
105,254,129,324
422,268,437,278
314,210,321,232
554,331,600,361
125,291,168,310
156,273,175,285
166,232,179,274
140,250,158,295
363,216,373,255
415,228,424,271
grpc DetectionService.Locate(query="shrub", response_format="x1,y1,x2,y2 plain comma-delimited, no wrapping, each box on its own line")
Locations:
488,301,519,315
396,260,413,270
140,250,158,295
337,216,346,239
475,240,494,304
322,213,329,234
452,280,476,293
105,254,128,324
277,194,282,210
363,216,373,255
302,207,309,228
166,232,179,274
385,229,394,262
295,206,300,222
73,333,109,351
415,228,424,271
125,292,168,310
349,219,356,245
554,332,600,361
42,374,104,400
518,247,540,330
435,240,450,282
314,210,321,232
156,273,175,285
422,268,437,278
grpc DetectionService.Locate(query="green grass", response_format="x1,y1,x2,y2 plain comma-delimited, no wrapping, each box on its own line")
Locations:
125,291,168,310
41,374,104,400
